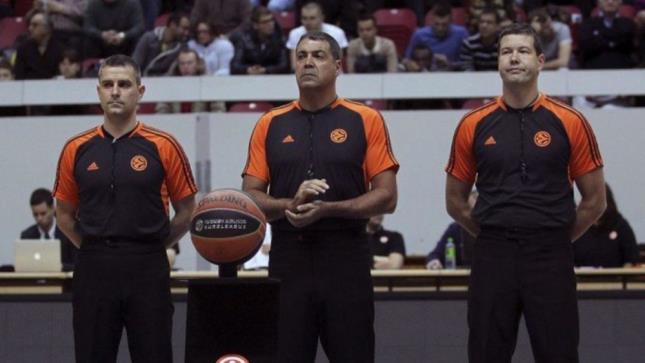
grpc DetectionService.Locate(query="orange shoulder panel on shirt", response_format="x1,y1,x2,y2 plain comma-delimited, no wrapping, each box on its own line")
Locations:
138,123,198,201
338,99,399,180
53,126,101,206
242,102,297,183
445,100,499,184
542,97,603,179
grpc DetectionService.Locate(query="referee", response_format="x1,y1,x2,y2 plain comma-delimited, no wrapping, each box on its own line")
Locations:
54,55,197,363
242,32,399,362
446,24,606,362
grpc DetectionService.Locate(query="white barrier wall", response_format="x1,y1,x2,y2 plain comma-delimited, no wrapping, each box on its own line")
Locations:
1,109,643,269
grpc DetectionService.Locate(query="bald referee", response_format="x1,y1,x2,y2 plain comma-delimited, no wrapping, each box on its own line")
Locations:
54,54,197,363
446,24,606,362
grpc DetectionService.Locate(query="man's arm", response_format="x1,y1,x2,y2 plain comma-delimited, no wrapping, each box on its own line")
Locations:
242,175,329,222
373,252,404,270
543,41,571,70
445,174,479,237
285,169,397,228
55,199,82,248
164,194,196,249
571,168,606,241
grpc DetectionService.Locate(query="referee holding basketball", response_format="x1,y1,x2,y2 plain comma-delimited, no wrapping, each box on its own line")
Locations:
446,24,606,362
54,55,197,363
243,32,399,362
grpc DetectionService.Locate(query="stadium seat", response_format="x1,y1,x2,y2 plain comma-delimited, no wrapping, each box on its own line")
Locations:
274,11,295,37
137,103,157,114
0,17,27,50
229,102,274,113
462,98,488,109
374,8,418,58
425,7,468,26
591,4,636,18
14,0,33,17
155,12,171,28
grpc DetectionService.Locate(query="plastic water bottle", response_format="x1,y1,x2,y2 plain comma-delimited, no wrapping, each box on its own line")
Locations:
445,237,456,270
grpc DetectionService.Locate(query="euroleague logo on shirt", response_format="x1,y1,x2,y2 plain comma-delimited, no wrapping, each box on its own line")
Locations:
533,131,551,147
330,128,347,143
215,354,249,363
130,155,148,171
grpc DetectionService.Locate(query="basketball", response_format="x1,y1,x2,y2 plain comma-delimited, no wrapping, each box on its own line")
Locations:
190,189,266,265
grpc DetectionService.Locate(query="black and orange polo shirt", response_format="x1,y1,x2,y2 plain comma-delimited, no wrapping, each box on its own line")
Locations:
53,122,197,244
243,98,399,232
447,94,603,230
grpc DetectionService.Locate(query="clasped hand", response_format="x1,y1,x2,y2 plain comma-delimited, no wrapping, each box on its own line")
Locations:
285,179,329,228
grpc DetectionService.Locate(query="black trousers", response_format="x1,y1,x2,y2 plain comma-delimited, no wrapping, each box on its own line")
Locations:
72,241,173,363
269,229,374,363
468,227,579,363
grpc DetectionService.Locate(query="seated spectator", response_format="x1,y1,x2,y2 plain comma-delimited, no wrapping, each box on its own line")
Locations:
401,43,447,72
295,0,360,37
404,2,469,69
31,0,86,53
190,0,251,36
346,13,398,73
426,191,478,269
132,12,190,76
14,10,64,80
529,7,572,70
188,21,234,75
84,0,144,58
286,1,348,69
579,0,636,69
574,184,639,267
156,48,225,113
468,0,514,33
56,48,82,79
367,214,405,270
230,6,289,75
0,60,25,116
20,188,77,271
459,7,500,71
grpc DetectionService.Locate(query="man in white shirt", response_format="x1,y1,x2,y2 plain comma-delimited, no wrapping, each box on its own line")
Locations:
286,1,348,69
346,14,398,73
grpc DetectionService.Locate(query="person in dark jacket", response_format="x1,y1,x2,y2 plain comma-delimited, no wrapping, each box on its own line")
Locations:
132,12,190,76
230,6,289,75
574,183,639,267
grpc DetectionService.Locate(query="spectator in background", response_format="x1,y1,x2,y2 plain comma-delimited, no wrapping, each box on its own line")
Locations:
404,2,469,69
56,48,82,79
84,0,144,58
156,47,224,113
139,0,161,31
574,184,639,267
20,188,77,271
230,6,289,75
187,20,234,75
190,0,251,36
295,0,360,38
0,60,25,116
401,43,446,72
459,7,500,71
579,0,636,69
14,10,64,80
367,214,405,269
346,13,398,73
31,0,86,53
529,7,573,70
427,190,478,269
132,12,190,76
468,0,515,33
286,1,348,69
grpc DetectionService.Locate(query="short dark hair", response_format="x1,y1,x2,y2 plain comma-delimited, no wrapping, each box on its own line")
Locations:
99,54,142,84
251,6,272,23
167,12,188,27
296,31,341,60
432,2,452,18
357,13,377,25
61,48,80,63
498,23,543,55
480,6,501,24
528,7,551,24
30,188,53,207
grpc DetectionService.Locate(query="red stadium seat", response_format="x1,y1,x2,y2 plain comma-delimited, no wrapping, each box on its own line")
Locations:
374,8,418,58
274,11,295,36
137,103,157,114
591,4,636,18
0,17,27,50
229,102,274,113
425,7,468,26
14,0,33,17
155,12,171,28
